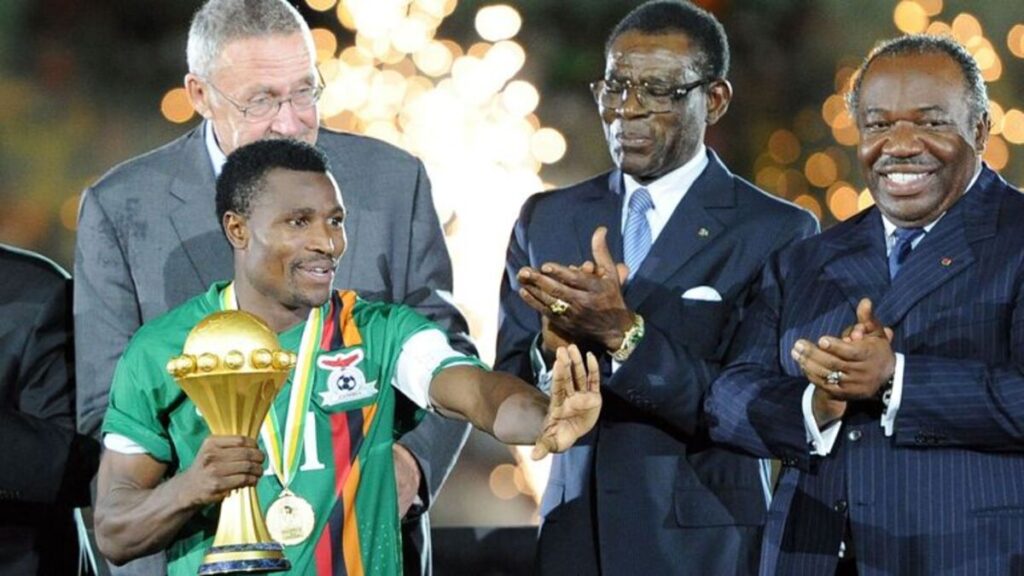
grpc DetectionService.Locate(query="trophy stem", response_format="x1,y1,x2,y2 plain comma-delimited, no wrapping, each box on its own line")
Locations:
198,487,289,574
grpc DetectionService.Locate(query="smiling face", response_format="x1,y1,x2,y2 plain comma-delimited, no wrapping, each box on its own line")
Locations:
600,30,731,183
187,32,320,156
856,52,988,227
227,168,346,327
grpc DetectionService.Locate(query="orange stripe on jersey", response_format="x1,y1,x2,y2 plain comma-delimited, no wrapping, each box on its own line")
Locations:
338,290,363,347
342,460,364,576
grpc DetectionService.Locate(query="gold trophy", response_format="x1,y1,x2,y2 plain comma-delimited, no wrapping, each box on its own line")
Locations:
167,310,297,575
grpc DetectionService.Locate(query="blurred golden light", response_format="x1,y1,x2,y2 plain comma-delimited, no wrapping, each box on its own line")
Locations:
756,166,783,192
512,466,533,495
306,0,336,12
984,134,1009,171
768,129,801,165
926,21,952,37
336,2,356,31
822,94,847,126
989,100,1005,135
914,0,942,16
348,0,405,40
440,39,464,59
413,40,454,77
486,40,527,81
858,189,876,210
531,128,567,164
60,194,81,231
311,28,338,62
391,15,433,54
894,1,929,34
160,88,194,124
1009,24,1024,58
831,111,859,146
319,58,342,82
502,80,539,116
475,4,522,42
980,58,1002,82
973,44,997,69
467,41,491,59
951,13,982,44
833,66,856,94
827,182,859,221
1001,109,1024,145
777,169,808,198
794,194,823,221
489,464,520,500
414,0,448,19
826,147,851,180
805,152,838,188
443,0,457,16
340,45,374,67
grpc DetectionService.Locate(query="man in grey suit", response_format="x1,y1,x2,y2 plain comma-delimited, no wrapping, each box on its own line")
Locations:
74,1,469,574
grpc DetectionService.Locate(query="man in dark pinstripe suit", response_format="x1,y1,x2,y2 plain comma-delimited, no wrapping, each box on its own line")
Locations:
706,34,1024,575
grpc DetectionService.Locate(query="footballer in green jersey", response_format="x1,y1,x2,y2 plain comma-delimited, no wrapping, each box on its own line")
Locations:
95,139,601,575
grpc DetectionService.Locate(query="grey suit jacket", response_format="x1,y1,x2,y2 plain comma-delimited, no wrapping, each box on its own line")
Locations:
74,123,470,516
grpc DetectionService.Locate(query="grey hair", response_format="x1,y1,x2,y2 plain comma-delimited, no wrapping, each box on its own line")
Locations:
187,0,311,77
846,34,989,124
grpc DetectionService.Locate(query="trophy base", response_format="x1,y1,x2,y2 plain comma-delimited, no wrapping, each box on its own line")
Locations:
198,543,291,575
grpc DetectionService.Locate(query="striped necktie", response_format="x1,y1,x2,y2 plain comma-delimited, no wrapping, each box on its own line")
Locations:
888,227,925,280
623,187,654,280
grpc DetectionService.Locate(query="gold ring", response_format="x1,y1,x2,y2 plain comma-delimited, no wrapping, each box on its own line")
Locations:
549,298,570,316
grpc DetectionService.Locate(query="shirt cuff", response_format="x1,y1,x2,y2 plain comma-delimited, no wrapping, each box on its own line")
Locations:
881,352,905,436
803,384,842,456
530,333,554,395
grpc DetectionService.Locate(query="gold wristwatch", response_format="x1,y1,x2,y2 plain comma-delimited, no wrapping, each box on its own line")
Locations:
610,313,645,362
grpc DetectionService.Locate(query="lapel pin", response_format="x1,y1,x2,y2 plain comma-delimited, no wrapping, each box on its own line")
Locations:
698,227,710,238
940,257,953,267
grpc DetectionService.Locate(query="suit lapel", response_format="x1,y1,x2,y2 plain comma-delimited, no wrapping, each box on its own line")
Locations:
573,171,623,264
821,210,890,313
624,151,733,308
874,167,999,326
169,123,228,287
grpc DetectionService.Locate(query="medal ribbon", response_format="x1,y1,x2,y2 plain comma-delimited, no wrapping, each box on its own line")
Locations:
220,282,321,490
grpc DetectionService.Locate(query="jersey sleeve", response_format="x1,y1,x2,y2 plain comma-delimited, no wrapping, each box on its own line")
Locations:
382,305,486,410
101,341,175,463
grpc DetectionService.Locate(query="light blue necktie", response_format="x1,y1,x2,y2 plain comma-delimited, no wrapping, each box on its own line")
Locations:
888,227,925,280
623,187,654,280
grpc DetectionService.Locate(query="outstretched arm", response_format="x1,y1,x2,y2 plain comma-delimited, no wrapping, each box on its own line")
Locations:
429,345,601,459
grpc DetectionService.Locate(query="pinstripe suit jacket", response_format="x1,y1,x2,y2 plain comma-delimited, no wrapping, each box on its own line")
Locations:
706,166,1024,575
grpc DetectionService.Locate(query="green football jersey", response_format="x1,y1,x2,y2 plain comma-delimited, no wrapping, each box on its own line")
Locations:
103,282,483,575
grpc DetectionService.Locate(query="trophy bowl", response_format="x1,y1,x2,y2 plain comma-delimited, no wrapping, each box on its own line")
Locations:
167,310,296,575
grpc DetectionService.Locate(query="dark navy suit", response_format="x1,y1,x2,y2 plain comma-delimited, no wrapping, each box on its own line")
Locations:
497,150,818,575
707,166,1024,575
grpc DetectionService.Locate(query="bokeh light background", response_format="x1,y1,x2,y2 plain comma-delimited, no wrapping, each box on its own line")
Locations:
2,0,1022,526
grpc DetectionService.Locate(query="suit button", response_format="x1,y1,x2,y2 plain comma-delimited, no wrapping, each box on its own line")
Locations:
833,500,848,513
847,429,862,442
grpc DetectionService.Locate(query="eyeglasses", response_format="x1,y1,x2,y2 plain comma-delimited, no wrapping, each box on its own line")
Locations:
589,78,708,113
204,76,324,121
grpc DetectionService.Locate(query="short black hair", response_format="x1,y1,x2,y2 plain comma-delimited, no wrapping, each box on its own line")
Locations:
605,0,730,80
847,34,988,123
216,139,331,229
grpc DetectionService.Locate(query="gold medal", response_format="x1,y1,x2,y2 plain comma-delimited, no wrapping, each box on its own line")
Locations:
266,490,316,546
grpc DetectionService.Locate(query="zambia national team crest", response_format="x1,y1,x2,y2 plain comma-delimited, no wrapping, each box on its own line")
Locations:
317,349,378,407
